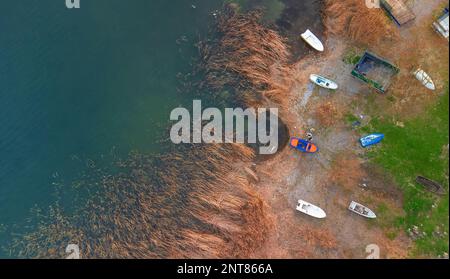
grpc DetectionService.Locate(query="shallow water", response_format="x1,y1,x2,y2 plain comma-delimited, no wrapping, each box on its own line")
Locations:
0,0,323,257
0,0,224,255
238,0,325,59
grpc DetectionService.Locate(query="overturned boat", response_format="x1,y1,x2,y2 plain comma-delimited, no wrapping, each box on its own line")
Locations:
413,68,436,91
310,74,338,90
360,134,384,147
348,201,377,219
296,200,327,219
301,29,324,52
416,176,447,195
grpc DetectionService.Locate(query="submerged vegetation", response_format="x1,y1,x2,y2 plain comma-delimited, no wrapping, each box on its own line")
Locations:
4,0,448,259
197,5,293,106
10,144,271,258
7,3,293,259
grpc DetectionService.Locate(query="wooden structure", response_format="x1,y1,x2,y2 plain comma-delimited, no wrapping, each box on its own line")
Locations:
352,51,399,93
433,7,449,40
381,0,416,26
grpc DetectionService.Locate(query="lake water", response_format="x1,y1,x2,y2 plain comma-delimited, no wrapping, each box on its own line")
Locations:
0,0,225,254
0,0,323,257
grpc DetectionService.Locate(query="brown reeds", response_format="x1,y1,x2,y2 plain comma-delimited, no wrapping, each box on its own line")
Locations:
323,0,399,46
10,143,271,259
9,5,297,259
198,5,294,107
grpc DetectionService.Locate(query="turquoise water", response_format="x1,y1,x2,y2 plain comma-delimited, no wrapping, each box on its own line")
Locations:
0,0,224,254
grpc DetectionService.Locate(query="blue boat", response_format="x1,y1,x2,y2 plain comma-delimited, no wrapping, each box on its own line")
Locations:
360,134,384,147
290,137,319,153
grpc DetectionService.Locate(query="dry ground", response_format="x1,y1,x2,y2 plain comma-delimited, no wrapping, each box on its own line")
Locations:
250,0,447,258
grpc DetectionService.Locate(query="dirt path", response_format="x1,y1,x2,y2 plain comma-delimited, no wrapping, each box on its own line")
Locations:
250,0,447,259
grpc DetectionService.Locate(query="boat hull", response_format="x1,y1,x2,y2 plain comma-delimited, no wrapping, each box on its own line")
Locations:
414,69,436,90
301,29,324,52
360,134,384,147
290,137,319,153
310,74,338,90
416,176,447,195
348,201,376,219
296,200,327,219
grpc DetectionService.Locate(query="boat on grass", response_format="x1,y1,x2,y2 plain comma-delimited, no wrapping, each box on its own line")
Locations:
360,134,384,147
301,29,324,52
290,137,319,153
296,200,327,219
348,201,377,219
310,74,338,90
413,68,436,91
416,176,446,195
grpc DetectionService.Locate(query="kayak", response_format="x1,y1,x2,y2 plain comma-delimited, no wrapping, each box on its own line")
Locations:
310,74,338,90
296,200,327,219
348,201,377,219
360,134,384,147
290,137,319,153
413,68,436,91
301,29,324,52
416,176,447,195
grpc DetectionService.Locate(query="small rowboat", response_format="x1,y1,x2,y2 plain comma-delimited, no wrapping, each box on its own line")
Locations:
290,137,319,153
310,74,338,90
360,134,384,148
416,176,447,195
296,200,327,219
348,201,376,219
413,68,436,91
301,29,324,52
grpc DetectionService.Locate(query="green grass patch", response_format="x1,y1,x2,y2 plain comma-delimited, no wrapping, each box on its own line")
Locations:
343,48,362,65
365,86,449,257
345,113,359,125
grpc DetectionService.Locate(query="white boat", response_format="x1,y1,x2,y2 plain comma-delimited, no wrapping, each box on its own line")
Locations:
348,201,376,219
310,74,338,90
413,68,435,90
301,29,324,52
296,200,327,219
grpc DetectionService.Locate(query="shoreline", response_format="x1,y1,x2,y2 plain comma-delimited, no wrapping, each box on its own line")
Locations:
7,0,448,259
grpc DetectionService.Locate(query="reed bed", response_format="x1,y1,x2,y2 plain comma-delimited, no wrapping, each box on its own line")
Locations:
10,143,271,259
323,0,399,46
197,5,294,107
8,5,296,259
